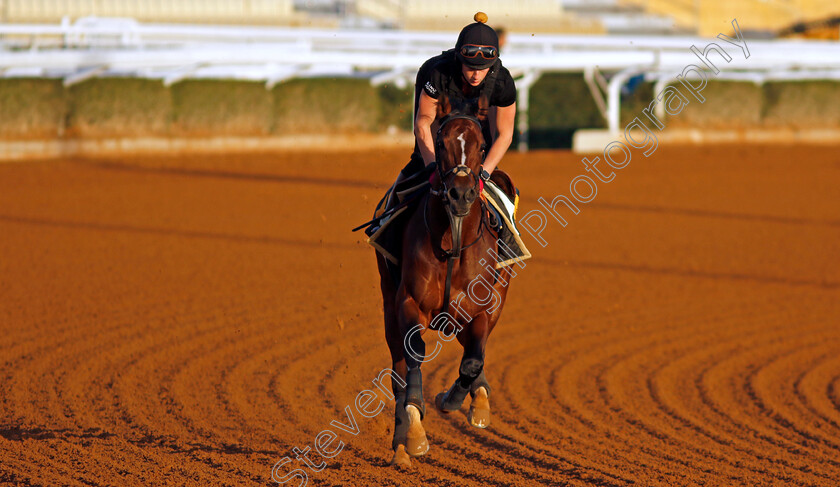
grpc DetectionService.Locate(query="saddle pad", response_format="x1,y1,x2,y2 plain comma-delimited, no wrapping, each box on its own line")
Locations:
367,180,430,265
366,175,531,270
482,180,532,269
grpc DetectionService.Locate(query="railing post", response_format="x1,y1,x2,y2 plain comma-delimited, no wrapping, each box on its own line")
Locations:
516,69,541,152
606,68,641,135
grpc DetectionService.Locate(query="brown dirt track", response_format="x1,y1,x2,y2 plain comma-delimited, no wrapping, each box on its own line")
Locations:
0,145,839,486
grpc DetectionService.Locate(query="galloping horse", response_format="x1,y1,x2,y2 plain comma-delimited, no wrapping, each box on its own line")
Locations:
376,94,514,467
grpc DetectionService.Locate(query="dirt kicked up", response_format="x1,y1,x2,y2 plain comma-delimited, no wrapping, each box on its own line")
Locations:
0,145,839,486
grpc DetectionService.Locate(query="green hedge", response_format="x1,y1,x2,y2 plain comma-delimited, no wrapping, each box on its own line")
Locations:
667,80,763,129
172,80,272,136
0,78,65,139
526,73,656,148
272,78,382,134
1,76,840,145
377,82,414,132
67,78,171,137
762,81,840,128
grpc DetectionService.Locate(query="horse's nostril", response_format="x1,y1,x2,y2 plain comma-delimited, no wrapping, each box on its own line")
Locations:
448,188,459,200
467,188,476,199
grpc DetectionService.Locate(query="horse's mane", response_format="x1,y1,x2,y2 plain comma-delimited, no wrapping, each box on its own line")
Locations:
438,95,488,122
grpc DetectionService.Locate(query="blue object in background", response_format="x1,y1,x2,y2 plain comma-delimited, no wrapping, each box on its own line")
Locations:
621,73,646,96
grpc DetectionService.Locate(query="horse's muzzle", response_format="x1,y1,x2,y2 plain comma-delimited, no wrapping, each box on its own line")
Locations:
444,183,478,259
445,185,478,218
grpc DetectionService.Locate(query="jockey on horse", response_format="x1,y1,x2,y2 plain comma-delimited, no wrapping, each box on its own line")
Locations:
380,12,517,216
355,12,531,467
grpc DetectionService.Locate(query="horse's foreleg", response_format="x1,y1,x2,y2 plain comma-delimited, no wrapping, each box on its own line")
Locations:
385,325,411,466
457,312,489,389
462,314,492,428
379,255,414,467
385,317,423,465
396,295,430,457
389,370,413,467
436,313,492,427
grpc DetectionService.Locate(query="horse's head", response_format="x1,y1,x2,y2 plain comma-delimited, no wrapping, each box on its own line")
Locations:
433,94,488,218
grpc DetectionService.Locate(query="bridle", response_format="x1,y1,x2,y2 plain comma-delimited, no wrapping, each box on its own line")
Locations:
423,191,485,258
427,112,493,316
429,113,486,204
428,111,489,259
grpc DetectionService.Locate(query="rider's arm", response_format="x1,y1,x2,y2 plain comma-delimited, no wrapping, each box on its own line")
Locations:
414,91,439,166
482,102,516,175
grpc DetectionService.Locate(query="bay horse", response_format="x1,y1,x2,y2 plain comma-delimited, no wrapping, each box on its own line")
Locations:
376,94,514,467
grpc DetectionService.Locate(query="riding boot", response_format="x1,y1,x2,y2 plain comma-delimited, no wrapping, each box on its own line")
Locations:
383,172,408,212
369,173,408,236
404,368,425,419
374,182,397,219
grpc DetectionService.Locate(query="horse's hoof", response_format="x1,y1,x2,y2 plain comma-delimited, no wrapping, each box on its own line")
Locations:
468,386,491,429
405,404,429,457
406,432,429,457
390,445,412,467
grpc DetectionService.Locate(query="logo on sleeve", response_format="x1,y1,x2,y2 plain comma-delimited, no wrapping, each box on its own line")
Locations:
424,81,437,96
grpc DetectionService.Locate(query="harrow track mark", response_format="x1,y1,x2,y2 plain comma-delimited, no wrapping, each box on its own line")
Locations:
0,146,838,486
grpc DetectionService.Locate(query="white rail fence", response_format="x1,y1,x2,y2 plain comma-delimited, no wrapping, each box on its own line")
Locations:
3,18,840,148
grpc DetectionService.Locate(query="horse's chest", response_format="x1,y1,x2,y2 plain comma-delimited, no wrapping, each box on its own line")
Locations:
410,261,495,317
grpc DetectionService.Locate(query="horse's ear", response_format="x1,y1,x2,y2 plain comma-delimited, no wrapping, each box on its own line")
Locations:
477,94,489,121
436,93,451,119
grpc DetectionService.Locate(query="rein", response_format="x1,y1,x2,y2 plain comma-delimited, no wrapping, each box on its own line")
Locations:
423,192,491,316
422,192,486,258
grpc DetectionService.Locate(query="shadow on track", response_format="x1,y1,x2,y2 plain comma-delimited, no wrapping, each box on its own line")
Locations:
541,258,839,290
0,214,361,250
85,160,386,190
518,196,840,228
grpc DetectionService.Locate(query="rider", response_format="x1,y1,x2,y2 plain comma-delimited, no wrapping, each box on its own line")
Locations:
383,12,517,210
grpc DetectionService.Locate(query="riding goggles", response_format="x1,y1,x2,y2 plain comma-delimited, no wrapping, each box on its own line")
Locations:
459,44,498,60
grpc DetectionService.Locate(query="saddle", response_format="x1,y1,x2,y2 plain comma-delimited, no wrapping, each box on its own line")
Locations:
355,168,531,275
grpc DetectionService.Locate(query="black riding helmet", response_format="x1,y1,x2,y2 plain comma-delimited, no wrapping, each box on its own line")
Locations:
455,12,499,70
